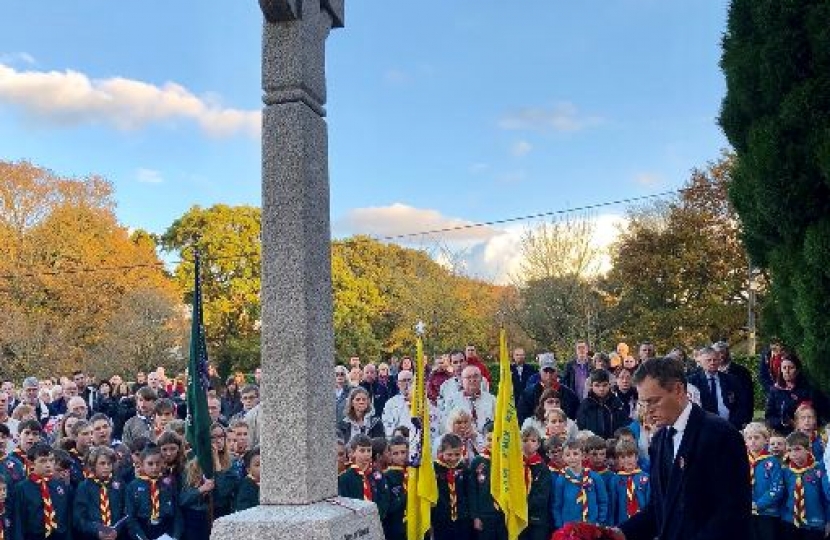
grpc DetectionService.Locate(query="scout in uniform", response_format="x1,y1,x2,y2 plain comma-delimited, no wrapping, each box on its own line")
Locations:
234,447,260,512
73,446,126,540
338,435,390,520
611,441,649,526
552,440,608,529
432,433,472,540
6,420,42,486
382,436,408,540
743,422,783,540
469,423,506,540
521,427,551,540
125,444,182,540
12,443,73,540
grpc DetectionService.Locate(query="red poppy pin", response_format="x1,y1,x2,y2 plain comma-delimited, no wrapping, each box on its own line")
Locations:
678,457,686,470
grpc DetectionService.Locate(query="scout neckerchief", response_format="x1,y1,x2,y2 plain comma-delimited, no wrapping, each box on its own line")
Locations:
93,476,112,527
789,456,815,528
137,475,161,522
523,454,543,495
747,451,772,494
13,447,30,475
29,474,57,537
548,459,565,475
616,468,643,518
564,467,591,522
385,465,408,494
437,460,460,521
350,465,373,501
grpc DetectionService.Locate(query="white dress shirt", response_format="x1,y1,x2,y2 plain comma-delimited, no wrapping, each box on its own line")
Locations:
670,400,694,459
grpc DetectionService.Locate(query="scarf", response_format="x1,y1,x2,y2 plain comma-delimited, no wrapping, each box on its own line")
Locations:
789,457,815,528
350,465,373,501
564,468,591,522
13,447,30,475
385,465,408,494
747,451,772,492
93,476,112,526
29,474,57,537
437,461,460,521
137,475,160,521
617,469,643,518
523,454,543,495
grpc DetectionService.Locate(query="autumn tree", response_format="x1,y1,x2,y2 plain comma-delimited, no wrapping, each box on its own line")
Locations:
720,0,830,386
505,214,609,354
603,153,749,351
0,160,181,378
160,204,262,375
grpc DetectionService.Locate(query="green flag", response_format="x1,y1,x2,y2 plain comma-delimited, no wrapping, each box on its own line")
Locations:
185,251,214,479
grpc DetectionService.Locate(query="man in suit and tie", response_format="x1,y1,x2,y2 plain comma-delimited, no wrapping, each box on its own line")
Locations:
510,348,537,408
687,346,745,429
614,356,751,540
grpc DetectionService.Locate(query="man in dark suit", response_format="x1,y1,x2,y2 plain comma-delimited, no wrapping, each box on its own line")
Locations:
510,347,537,408
614,356,751,540
713,341,754,427
687,346,745,429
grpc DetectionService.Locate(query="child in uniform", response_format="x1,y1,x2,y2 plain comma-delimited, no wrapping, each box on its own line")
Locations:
338,436,390,519
521,427,551,540
12,443,73,540
125,444,182,540
793,404,824,463
552,440,608,529
382,436,408,540
67,420,94,487
584,435,614,525
432,434,472,540
743,422,783,540
157,432,184,494
50,450,73,489
234,447,260,512
769,432,787,463
611,441,649,526
469,423,506,540
779,431,828,540
178,457,216,540
73,446,126,540
7,420,42,485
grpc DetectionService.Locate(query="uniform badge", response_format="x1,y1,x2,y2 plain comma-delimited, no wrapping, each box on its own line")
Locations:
112,482,120,490
56,486,65,496
640,477,649,485
163,477,172,486
373,472,382,481
4,462,12,469
764,461,774,470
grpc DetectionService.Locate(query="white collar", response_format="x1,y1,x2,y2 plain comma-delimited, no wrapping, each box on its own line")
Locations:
672,400,693,434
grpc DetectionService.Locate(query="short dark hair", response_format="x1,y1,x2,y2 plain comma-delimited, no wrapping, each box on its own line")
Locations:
786,431,810,449
613,426,635,440
18,419,42,435
389,435,408,448
371,437,388,460
243,446,260,469
139,443,161,462
615,440,639,458
631,357,686,390
348,434,372,451
52,448,73,470
0,424,10,438
136,387,157,401
27,442,53,462
589,369,610,385
439,433,463,452
155,398,176,415
583,435,606,453
89,413,111,425
129,436,153,454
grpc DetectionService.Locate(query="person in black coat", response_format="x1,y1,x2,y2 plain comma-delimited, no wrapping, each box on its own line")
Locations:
713,342,754,426
337,387,385,443
764,353,828,435
616,357,751,540
576,369,630,440
510,348,538,409
518,357,578,424
687,347,746,429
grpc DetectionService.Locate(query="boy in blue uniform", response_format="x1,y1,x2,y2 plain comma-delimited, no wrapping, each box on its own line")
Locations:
552,440,608,529
73,446,126,540
469,424,506,540
793,404,824,463
743,422,783,540
611,441,649,526
521,427,551,540
67,420,94,487
432,434,472,540
779,431,828,540
12,443,73,540
584,435,615,525
6,421,42,486
125,444,182,540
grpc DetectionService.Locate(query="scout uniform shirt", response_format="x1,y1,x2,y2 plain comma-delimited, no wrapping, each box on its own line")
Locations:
12,474,73,540
338,465,391,520
125,475,182,540
73,476,127,540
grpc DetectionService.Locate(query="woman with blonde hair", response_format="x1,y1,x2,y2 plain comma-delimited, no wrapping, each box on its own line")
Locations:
437,407,482,462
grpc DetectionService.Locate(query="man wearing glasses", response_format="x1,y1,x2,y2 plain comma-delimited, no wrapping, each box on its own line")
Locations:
614,357,751,540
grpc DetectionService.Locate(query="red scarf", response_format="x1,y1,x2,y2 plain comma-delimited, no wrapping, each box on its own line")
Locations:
93,476,112,527
524,454,543,494
789,456,815,528
437,461,460,521
616,469,643,518
29,474,57,537
350,465,373,501
747,450,772,492
564,468,591,522
13,448,30,475
137,475,160,521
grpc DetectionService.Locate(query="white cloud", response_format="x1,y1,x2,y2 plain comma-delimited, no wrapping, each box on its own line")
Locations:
0,52,36,66
136,168,163,184
337,203,501,243
0,63,260,138
634,172,663,186
510,140,532,157
499,101,602,133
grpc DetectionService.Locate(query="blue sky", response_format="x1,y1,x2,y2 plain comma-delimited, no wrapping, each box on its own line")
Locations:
0,1,730,282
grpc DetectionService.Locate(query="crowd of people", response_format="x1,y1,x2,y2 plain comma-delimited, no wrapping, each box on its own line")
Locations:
0,365,263,540
335,340,830,540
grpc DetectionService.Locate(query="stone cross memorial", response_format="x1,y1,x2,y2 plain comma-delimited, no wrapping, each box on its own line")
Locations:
211,1,383,539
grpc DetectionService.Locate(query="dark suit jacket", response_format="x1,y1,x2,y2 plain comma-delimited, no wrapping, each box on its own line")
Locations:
619,404,751,540
510,363,538,406
722,361,754,426
687,369,743,428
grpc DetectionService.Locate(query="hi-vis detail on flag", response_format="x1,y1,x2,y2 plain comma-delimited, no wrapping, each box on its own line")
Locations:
491,329,528,540
406,337,437,540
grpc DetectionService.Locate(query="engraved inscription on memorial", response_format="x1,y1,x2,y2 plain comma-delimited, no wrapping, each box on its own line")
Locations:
342,527,370,540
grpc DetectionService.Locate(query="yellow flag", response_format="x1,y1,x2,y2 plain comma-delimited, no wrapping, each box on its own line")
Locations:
406,337,438,540
490,328,528,540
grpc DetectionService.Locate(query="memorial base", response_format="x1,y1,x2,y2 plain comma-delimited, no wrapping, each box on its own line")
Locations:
211,498,384,540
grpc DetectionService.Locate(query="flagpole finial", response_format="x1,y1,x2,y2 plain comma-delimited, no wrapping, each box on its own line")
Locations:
414,320,426,337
